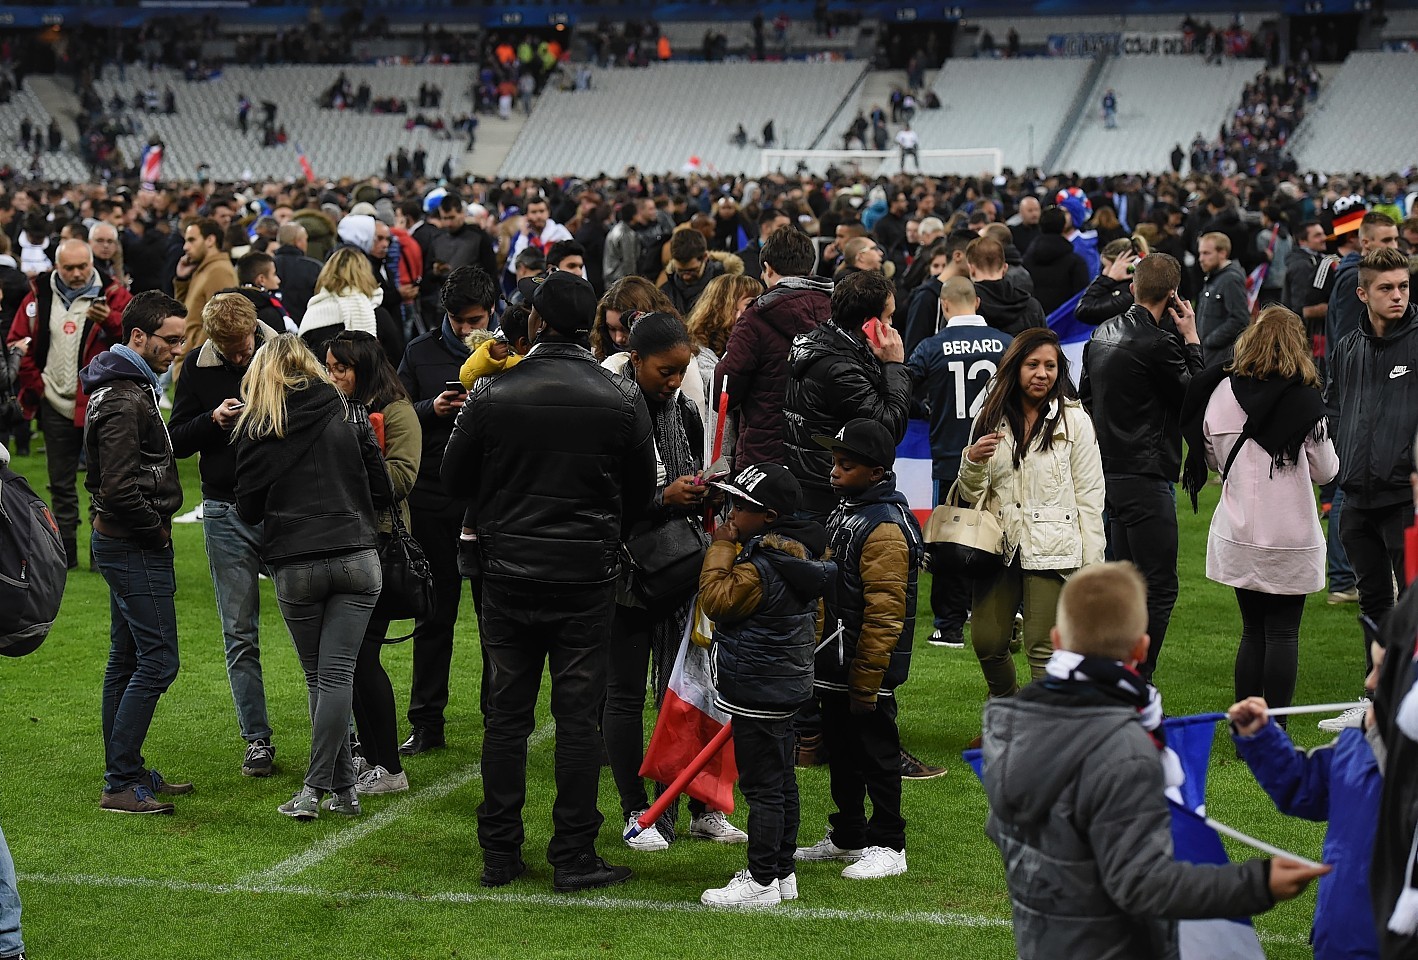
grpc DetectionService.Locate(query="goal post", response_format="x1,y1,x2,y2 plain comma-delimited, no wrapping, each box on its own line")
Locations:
760,148,1004,177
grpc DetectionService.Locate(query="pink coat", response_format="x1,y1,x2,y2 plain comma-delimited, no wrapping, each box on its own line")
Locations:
1202,378,1339,595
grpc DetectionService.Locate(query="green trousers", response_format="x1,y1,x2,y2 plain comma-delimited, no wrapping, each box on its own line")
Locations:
970,561,1064,698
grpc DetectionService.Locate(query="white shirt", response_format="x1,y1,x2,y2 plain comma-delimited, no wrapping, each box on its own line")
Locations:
895,129,919,151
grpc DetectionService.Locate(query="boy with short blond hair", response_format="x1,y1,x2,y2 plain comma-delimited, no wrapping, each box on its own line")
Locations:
983,562,1328,959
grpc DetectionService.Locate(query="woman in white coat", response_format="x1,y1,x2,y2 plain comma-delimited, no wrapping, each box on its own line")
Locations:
958,327,1106,697
1200,306,1337,715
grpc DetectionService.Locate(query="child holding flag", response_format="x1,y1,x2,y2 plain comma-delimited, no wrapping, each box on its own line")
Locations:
698,463,833,909
1228,644,1386,960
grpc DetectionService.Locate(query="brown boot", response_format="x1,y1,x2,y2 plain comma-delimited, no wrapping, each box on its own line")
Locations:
794,732,827,767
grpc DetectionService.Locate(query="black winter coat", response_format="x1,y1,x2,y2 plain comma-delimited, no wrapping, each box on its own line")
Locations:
1022,233,1089,315
234,383,388,564
1075,274,1135,326
1079,305,1203,480
784,321,913,517
1326,304,1418,510
271,244,323,322
1196,260,1250,353
441,340,656,587
902,275,942,358
397,326,469,513
80,350,184,549
1371,583,1418,959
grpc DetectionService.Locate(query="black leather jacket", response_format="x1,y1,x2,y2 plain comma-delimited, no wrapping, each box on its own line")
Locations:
1079,305,1203,480
784,321,913,517
441,339,656,587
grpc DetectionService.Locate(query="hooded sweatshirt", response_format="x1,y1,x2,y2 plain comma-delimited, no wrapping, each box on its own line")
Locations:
337,214,376,254
1022,233,1090,315
975,274,1047,337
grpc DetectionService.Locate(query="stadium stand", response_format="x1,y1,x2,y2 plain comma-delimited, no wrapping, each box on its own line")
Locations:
1290,51,1418,172
909,58,1093,172
497,61,865,178
0,87,90,182
87,64,477,183
1054,56,1266,175
657,19,863,59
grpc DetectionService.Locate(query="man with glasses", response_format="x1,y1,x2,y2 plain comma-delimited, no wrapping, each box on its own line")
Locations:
81,290,191,814
659,229,725,315
5,238,131,568
169,292,281,777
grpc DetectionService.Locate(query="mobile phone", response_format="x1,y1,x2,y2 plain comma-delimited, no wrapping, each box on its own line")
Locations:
444,380,467,395
862,317,884,349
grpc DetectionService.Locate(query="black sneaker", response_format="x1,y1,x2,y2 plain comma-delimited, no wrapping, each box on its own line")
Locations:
242,739,276,777
100,784,175,814
146,769,194,795
480,853,527,888
399,727,447,756
552,853,633,893
899,749,947,780
928,629,965,649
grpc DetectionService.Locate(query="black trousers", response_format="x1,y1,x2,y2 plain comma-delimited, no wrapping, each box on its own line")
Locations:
352,616,402,775
930,463,971,638
38,398,83,544
408,503,464,732
1233,590,1305,711
820,690,904,852
1105,475,1179,682
1340,500,1408,674
733,714,799,885
477,580,615,868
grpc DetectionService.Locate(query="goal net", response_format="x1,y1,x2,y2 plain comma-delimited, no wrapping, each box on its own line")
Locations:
759,148,1003,178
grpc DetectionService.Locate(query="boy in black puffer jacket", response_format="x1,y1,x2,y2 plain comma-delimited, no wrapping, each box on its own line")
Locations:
698,463,833,910
796,419,923,880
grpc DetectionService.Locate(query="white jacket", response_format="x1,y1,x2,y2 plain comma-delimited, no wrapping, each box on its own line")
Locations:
957,398,1106,573
298,286,383,337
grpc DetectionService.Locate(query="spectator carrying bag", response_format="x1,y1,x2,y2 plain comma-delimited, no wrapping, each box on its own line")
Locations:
0,452,66,656
924,477,1004,577
621,516,709,611
357,406,434,635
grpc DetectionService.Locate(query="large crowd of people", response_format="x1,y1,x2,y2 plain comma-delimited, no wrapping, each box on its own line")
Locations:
1,60,1418,956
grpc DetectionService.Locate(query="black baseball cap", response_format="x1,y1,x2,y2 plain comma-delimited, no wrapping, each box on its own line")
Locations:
528,270,597,335
813,419,896,469
712,463,802,516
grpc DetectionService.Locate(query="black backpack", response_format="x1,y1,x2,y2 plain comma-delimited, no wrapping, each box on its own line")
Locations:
0,457,65,656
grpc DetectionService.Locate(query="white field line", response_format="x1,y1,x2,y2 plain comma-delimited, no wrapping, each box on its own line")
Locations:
241,723,554,886
13,870,1311,943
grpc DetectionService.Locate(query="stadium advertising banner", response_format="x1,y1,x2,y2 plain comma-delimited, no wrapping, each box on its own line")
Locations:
1048,31,1200,56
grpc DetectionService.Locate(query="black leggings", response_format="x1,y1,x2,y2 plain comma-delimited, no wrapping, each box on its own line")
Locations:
1233,589,1305,711
353,616,403,775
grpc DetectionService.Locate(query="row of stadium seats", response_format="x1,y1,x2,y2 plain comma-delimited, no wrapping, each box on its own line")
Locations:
0,88,91,182
1291,51,1418,173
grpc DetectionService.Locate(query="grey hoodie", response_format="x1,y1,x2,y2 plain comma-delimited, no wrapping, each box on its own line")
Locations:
982,685,1274,960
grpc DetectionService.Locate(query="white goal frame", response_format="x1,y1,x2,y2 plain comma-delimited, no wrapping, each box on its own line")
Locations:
760,148,1004,177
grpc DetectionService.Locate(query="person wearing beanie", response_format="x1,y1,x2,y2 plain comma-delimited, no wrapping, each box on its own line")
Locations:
1055,188,1100,278
441,269,656,893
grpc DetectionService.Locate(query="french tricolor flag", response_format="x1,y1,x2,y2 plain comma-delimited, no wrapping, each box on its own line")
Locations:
139,144,163,188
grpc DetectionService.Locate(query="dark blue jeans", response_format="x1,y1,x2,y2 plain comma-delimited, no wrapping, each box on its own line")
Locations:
92,531,180,792
733,714,799,885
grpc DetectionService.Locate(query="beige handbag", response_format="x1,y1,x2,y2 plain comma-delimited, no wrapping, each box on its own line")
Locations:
924,477,1004,576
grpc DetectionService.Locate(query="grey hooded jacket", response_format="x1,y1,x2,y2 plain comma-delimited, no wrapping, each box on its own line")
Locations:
982,685,1274,960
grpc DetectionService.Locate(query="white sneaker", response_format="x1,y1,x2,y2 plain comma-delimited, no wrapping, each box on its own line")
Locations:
841,845,907,879
794,831,864,862
778,872,798,901
700,870,780,909
1317,700,1370,733
689,811,748,844
355,765,409,795
173,504,204,524
624,812,669,851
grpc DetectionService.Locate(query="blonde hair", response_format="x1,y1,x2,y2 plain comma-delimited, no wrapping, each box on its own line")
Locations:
1056,562,1148,660
203,291,259,349
1228,305,1320,387
234,334,335,441
315,247,378,299
686,273,764,356
1200,231,1232,256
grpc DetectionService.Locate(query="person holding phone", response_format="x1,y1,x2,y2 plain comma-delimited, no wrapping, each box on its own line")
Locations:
1075,237,1146,326
394,265,496,757
1079,252,1202,683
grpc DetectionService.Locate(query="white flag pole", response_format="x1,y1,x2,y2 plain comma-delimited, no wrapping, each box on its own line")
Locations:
1261,702,1362,718
1205,816,1325,870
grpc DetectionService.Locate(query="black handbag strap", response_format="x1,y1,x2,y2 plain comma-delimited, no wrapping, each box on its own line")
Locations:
1219,422,1254,483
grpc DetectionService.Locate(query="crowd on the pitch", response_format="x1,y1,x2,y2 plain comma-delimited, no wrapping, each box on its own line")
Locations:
1,162,1418,955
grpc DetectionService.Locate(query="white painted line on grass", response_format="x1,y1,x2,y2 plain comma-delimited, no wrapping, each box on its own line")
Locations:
13,870,1311,944
241,722,555,886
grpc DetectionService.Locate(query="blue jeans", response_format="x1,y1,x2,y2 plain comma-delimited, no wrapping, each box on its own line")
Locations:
0,821,22,957
202,499,272,743
1326,487,1355,592
92,531,180,792
272,550,381,793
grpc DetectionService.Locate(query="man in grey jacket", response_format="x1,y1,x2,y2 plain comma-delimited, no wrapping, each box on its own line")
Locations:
601,203,641,289
1195,231,1250,352
982,563,1326,960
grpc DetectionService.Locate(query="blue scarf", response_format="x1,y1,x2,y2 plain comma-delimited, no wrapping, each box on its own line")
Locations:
441,317,471,359
55,269,102,309
111,343,161,391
